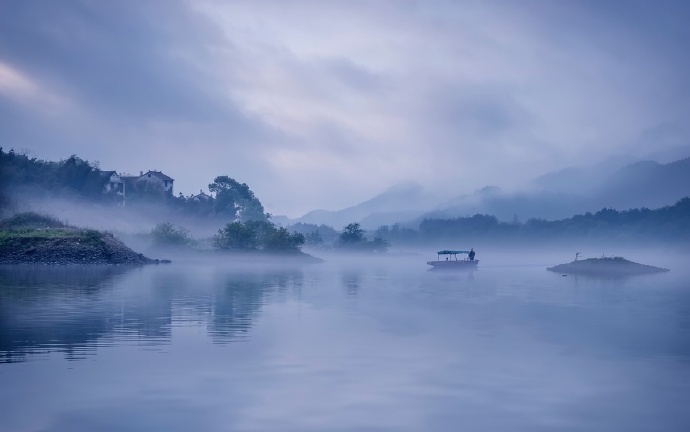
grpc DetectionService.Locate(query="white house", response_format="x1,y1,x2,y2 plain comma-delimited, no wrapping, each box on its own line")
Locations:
136,170,174,194
101,171,125,195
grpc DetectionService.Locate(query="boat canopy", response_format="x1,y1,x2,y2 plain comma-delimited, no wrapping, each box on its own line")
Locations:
437,250,470,255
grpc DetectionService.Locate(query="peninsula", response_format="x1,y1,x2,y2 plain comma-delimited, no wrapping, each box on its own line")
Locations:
0,213,156,265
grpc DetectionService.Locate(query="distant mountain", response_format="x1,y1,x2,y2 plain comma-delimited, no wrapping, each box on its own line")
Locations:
293,181,440,229
424,186,586,222
642,144,690,164
287,154,690,229
531,154,640,194
591,157,690,209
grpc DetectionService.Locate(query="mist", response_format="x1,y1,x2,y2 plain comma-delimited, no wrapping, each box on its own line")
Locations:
3,1,690,429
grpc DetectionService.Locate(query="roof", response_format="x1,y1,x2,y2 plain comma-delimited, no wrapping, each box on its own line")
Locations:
141,170,174,181
192,190,211,198
100,170,117,177
437,250,470,255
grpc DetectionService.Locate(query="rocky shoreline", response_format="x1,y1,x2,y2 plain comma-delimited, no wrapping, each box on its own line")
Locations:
0,228,158,265
547,257,669,276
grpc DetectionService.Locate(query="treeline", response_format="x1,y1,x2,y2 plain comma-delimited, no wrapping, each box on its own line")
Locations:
0,148,108,200
373,198,690,244
0,148,267,222
282,198,690,248
150,220,305,253
286,222,389,252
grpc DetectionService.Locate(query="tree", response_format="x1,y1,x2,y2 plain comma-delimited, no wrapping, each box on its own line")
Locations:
214,220,305,252
264,227,306,251
151,222,196,248
305,230,324,247
214,221,259,250
339,222,365,245
209,176,267,221
371,234,390,253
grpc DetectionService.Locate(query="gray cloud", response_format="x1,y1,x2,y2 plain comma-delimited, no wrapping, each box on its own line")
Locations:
1,0,689,217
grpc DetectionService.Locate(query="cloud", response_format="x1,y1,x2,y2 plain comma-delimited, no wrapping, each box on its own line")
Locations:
1,0,689,216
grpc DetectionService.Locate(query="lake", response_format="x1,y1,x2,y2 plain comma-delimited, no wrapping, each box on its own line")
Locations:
1,251,689,431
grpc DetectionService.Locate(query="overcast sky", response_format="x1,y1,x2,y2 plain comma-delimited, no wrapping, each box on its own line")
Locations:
1,0,689,217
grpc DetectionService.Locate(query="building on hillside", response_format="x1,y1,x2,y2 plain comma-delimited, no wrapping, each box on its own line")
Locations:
101,171,125,195
191,190,213,202
135,170,174,194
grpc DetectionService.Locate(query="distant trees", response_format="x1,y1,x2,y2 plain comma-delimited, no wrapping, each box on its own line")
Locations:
150,222,196,248
337,222,389,252
287,222,339,245
339,222,365,245
383,197,690,244
304,230,324,247
214,220,305,252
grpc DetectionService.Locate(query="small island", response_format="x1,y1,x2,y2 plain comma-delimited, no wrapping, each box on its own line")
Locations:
547,256,670,276
0,213,156,265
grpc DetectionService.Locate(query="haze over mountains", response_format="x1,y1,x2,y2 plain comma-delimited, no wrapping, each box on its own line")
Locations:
280,147,690,229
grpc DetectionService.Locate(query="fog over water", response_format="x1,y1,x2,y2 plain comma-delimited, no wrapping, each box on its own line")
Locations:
1,249,689,431
1,1,690,430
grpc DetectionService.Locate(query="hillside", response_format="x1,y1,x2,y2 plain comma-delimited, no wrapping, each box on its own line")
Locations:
0,213,156,265
591,158,690,210
294,181,438,229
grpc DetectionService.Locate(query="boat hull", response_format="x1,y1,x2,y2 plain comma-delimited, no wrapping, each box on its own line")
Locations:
427,260,479,268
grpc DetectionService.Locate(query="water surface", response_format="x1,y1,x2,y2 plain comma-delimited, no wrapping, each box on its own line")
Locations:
1,254,689,431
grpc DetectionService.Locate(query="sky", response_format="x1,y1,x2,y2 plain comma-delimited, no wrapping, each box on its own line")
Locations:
1,0,689,217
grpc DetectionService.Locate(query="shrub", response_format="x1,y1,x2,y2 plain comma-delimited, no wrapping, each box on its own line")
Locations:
151,222,195,248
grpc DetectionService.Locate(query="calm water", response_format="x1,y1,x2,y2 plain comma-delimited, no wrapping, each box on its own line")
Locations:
1,253,689,431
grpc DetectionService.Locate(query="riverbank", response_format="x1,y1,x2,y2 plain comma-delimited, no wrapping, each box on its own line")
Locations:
0,213,156,265
0,228,157,265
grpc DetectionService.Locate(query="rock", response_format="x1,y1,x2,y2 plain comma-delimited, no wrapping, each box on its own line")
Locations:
547,257,669,276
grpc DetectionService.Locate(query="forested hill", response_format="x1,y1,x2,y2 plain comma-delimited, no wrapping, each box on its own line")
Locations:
375,198,690,245
0,148,267,222
0,149,108,200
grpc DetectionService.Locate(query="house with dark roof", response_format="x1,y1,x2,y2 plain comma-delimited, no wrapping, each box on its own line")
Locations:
136,170,174,194
191,189,212,202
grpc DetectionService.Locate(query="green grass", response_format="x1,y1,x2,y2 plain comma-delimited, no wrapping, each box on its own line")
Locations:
0,228,104,247
0,212,67,229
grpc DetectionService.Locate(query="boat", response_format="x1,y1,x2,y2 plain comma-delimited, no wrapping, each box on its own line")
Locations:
427,250,478,268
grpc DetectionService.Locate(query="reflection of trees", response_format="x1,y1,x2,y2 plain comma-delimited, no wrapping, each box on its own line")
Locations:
0,266,306,362
341,270,361,296
0,266,133,363
208,270,303,344
115,272,178,342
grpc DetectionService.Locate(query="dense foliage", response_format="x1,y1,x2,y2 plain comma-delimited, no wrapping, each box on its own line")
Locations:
0,148,108,200
214,220,305,252
373,198,690,244
150,222,196,248
208,176,267,222
337,222,390,252
1,148,268,222
287,222,339,245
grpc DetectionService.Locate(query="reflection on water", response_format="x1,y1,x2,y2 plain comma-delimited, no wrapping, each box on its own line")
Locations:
0,265,304,362
1,259,689,431
208,270,303,343
0,266,133,363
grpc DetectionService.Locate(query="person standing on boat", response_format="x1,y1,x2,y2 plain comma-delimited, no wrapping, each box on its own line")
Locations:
469,248,475,261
